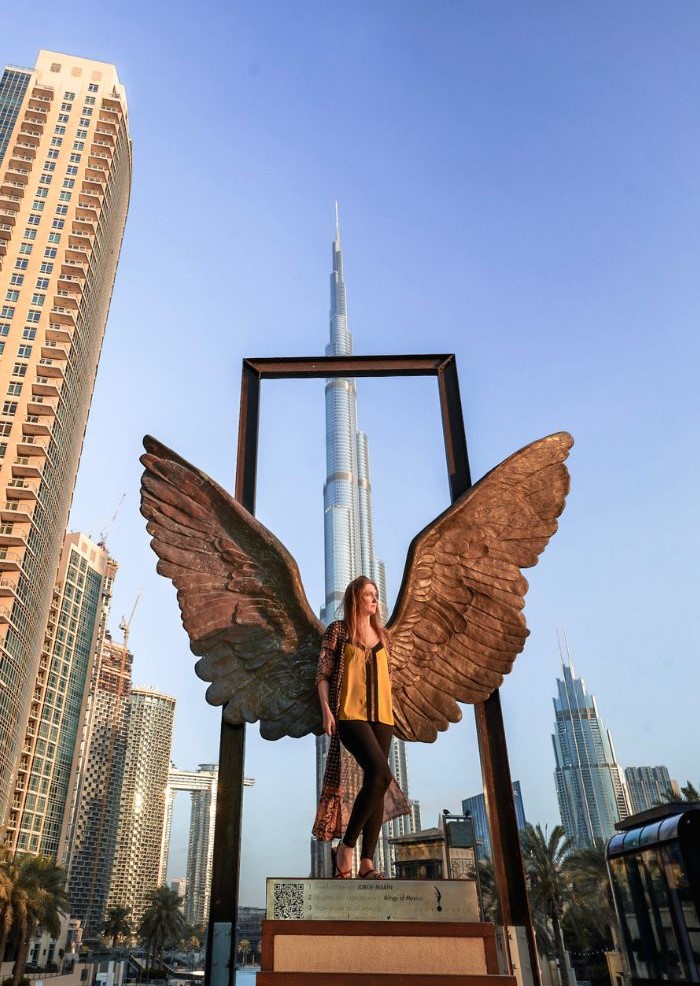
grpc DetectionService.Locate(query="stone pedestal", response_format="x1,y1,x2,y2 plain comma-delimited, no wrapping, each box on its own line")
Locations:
258,879,516,984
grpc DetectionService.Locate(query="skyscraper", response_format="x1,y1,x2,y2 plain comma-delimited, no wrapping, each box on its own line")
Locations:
462,781,527,861
0,51,131,827
61,631,132,936
106,687,175,928
4,532,116,855
552,659,630,847
624,765,674,815
163,764,218,927
312,213,416,876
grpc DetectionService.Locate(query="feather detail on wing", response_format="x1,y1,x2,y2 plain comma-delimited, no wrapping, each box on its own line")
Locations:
139,435,324,739
387,432,573,742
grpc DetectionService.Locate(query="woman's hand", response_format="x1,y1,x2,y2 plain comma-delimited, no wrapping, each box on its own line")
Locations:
322,704,336,736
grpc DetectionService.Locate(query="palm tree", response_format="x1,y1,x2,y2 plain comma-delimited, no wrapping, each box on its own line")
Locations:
237,938,250,967
0,852,14,966
476,857,498,923
565,838,615,939
138,886,185,972
0,854,68,986
102,905,132,948
664,780,699,803
520,823,572,986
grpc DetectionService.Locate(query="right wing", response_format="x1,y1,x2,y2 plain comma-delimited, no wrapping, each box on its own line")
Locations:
140,436,325,739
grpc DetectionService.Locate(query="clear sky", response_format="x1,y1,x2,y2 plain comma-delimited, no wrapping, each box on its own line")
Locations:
5,1,700,908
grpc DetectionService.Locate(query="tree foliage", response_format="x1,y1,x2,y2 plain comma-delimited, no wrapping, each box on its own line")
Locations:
0,853,68,986
138,886,186,971
102,905,132,948
520,823,573,986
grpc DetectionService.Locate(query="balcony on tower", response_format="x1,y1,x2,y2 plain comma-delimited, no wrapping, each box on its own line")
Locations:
23,115,45,134
12,455,43,479
55,274,81,296
0,193,22,213
46,325,72,345
50,304,77,327
11,142,37,159
37,358,65,380
2,498,35,523
17,128,40,147
0,520,28,547
32,377,60,400
64,244,90,264
1,170,29,193
0,548,25,572
60,259,87,278
40,340,68,361
0,576,19,599
22,416,51,438
77,202,99,221
55,289,79,309
6,478,39,502
70,228,93,248
26,395,57,418
16,436,48,458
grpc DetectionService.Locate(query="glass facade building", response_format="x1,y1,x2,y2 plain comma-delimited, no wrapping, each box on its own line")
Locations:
61,631,132,936
4,532,116,855
312,213,416,877
0,69,32,165
0,50,131,829
106,686,175,929
552,661,631,847
462,780,527,861
625,765,674,815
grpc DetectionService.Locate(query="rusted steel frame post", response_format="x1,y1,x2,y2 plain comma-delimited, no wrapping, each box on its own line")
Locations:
205,362,260,986
437,358,540,984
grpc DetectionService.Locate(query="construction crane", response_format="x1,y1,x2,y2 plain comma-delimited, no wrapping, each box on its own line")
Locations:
119,589,142,652
98,493,126,549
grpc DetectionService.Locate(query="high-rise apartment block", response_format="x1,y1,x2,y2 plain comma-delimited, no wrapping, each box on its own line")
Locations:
625,765,674,815
106,687,175,928
552,661,630,847
312,214,417,877
462,781,527,861
61,631,132,936
0,51,131,827
4,531,115,855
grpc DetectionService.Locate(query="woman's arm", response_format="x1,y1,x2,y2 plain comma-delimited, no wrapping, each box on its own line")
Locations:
316,621,341,735
318,678,335,735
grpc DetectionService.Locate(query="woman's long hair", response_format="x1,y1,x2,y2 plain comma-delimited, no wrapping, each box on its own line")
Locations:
342,575,386,646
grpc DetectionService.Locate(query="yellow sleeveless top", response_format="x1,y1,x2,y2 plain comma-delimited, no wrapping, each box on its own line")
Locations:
338,641,394,725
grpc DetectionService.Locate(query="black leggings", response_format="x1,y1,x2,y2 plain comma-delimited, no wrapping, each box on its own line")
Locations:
337,720,393,860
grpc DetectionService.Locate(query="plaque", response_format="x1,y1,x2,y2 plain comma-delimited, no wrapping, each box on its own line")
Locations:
266,878,479,922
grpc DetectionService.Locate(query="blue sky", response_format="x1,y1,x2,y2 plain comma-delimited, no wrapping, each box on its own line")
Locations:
5,1,700,907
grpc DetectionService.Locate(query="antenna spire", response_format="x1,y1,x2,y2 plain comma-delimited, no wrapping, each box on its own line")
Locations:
335,201,340,243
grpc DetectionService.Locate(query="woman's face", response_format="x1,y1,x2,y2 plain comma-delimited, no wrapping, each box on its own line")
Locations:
358,582,378,618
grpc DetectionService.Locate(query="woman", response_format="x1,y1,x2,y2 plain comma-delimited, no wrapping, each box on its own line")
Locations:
313,575,408,879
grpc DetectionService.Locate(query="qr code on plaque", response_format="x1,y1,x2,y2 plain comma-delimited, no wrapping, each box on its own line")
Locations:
273,882,305,919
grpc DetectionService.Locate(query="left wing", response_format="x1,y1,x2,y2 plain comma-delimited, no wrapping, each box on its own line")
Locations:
387,432,573,742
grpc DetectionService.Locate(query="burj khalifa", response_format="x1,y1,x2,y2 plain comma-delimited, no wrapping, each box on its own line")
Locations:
311,210,420,877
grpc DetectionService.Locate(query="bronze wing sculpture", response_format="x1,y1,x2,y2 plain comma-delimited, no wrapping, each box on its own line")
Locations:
140,431,572,742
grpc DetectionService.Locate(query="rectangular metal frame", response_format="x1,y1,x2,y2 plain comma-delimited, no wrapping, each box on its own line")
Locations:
205,353,540,986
